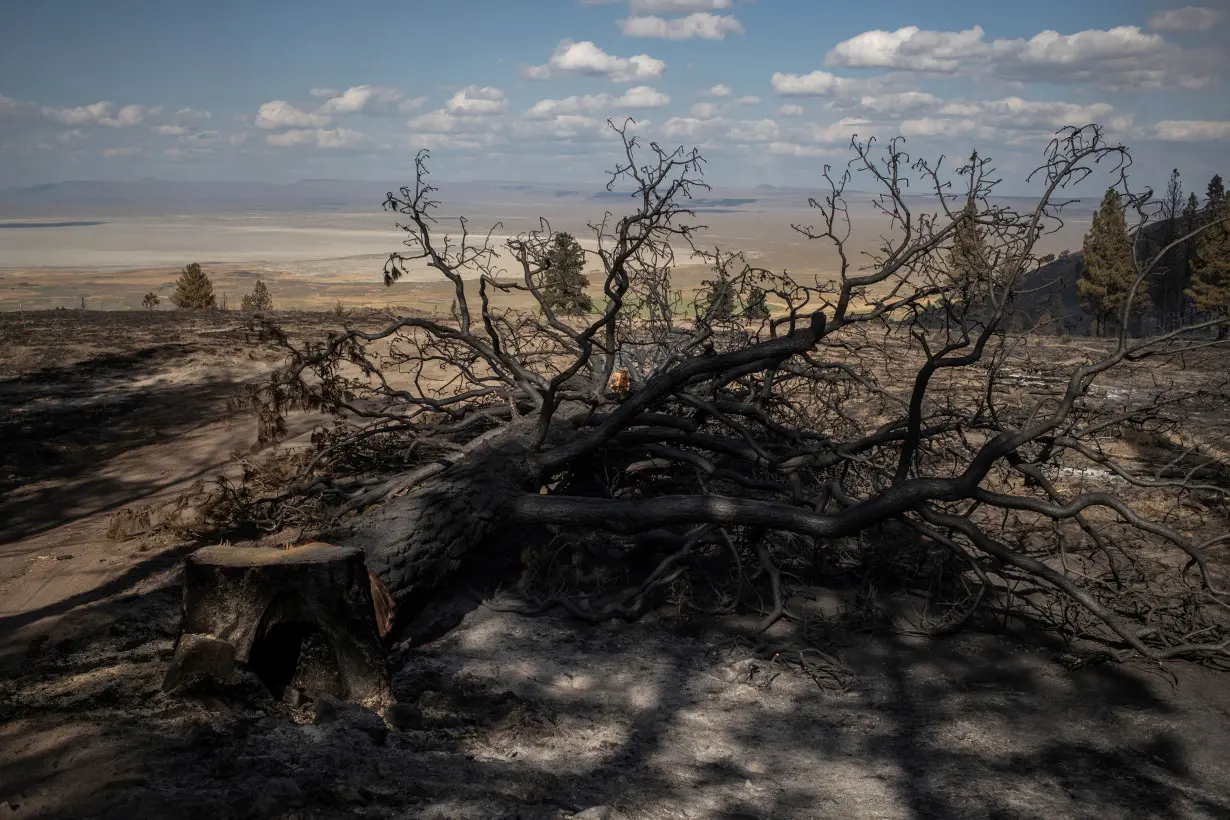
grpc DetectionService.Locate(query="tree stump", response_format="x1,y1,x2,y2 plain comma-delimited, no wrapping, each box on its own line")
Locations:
164,543,390,707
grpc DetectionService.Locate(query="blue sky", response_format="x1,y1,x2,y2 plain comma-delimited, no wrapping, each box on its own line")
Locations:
0,0,1226,195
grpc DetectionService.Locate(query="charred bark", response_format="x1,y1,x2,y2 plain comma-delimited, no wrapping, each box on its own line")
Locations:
167,543,390,706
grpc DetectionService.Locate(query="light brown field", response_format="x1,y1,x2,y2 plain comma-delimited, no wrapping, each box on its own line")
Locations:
0,199,1086,314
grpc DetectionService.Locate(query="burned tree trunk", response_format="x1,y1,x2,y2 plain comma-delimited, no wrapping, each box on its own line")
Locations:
166,543,390,706
321,436,547,631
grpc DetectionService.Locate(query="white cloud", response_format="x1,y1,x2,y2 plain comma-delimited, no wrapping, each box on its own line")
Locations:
619,12,743,40
407,110,471,133
255,100,332,129
827,26,989,72
156,124,189,136
398,96,428,114
702,83,732,97
777,104,804,117
512,114,604,140
266,127,364,148
987,26,1213,90
523,40,666,82
771,70,859,96
1148,6,1225,33
1153,120,1230,141
444,85,508,116
43,101,160,128
854,91,940,113
315,85,405,116
663,115,728,139
103,146,142,158
736,95,760,105
726,118,779,142
526,86,670,119
169,107,211,125
792,118,871,144
767,142,840,158
56,129,87,143
823,24,1218,90
619,85,671,108
690,102,726,119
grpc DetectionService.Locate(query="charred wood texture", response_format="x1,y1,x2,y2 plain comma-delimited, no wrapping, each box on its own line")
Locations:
168,543,390,706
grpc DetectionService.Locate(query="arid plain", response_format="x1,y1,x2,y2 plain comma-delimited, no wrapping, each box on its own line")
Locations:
0,180,1090,314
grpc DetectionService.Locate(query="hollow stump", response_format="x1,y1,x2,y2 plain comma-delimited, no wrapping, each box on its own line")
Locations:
164,543,390,707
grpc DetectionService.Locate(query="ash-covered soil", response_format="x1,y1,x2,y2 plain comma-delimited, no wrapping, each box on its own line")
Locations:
2,311,1230,819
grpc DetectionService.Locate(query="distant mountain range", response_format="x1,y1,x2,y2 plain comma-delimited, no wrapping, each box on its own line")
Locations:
0,177,1091,221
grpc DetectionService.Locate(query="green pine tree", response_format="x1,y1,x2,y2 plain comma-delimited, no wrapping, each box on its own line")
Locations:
241,280,273,312
170,262,217,310
743,286,770,320
1078,189,1150,336
1187,198,1230,340
1207,174,1225,211
541,232,594,316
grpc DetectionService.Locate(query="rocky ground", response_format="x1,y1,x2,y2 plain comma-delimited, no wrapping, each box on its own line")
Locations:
2,310,1230,819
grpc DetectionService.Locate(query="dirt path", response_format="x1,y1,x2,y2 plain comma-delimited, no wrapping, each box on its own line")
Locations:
2,312,1230,819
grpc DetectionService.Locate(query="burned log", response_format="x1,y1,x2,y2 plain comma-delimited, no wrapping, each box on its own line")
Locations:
165,543,390,706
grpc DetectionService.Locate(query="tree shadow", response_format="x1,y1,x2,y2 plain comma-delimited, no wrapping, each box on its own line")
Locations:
0,344,254,543
5,580,1230,819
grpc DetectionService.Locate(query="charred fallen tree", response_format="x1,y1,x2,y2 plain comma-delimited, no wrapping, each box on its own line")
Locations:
211,122,1230,665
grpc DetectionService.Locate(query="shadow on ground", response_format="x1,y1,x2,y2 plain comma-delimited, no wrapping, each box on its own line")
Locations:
4,578,1229,819
0,343,258,543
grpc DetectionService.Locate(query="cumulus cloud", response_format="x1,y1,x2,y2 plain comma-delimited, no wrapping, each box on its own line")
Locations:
523,40,666,82
987,26,1214,90
853,91,940,113
512,114,604,140
690,102,726,119
619,12,743,40
315,84,405,116
43,102,160,128
398,97,428,114
726,118,779,142
771,70,860,96
701,84,732,97
444,85,508,116
156,124,189,136
827,26,988,72
1153,120,1230,141
1148,6,1225,33
777,104,803,117
255,100,332,130
525,86,670,119
823,24,1218,90
736,96,760,105
103,146,143,158
266,127,364,148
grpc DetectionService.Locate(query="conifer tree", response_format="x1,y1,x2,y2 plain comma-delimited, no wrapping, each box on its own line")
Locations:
1208,174,1225,211
744,286,770,320
1188,198,1230,339
541,232,594,315
241,280,273,312
701,276,736,321
1078,188,1149,336
946,200,989,301
170,262,217,310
